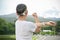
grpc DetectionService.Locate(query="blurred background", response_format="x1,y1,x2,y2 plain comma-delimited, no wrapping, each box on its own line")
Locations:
0,0,60,40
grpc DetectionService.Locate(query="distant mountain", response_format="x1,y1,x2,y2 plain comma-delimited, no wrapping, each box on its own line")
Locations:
0,13,17,23
26,15,53,22
0,13,60,23
47,17,60,21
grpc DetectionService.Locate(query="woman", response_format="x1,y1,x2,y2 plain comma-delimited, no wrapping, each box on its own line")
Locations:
15,4,56,40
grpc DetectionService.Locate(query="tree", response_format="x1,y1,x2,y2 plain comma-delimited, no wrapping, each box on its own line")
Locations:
0,18,15,35
56,21,60,34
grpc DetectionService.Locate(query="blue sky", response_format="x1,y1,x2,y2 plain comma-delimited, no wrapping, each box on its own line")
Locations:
0,0,60,18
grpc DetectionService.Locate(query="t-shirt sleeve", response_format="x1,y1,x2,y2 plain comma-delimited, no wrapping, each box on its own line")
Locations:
28,22,37,32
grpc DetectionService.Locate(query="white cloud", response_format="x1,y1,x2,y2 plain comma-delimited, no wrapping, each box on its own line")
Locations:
0,0,18,15
0,0,60,18
41,8,60,18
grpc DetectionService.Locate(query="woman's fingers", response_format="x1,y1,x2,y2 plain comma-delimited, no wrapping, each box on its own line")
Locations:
49,21,56,26
32,13,38,18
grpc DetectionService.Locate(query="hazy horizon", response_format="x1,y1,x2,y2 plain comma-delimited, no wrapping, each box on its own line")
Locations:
0,0,60,18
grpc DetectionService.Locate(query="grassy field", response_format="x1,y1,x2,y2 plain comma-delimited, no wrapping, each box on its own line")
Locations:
0,35,16,40
0,35,60,40
0,35,37,40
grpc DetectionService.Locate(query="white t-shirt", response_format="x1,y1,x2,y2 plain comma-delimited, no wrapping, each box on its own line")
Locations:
15,20,37,40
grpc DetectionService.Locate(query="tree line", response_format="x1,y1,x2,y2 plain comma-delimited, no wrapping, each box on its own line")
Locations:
0,18,60,35
0,18,15,35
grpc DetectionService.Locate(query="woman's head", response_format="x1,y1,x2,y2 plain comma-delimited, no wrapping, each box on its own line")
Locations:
16,4,28,16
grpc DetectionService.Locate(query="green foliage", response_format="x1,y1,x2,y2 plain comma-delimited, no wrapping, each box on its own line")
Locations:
42,26,52,30
40,31,56,35
56,21,60,34
0,18,15,35
32,36,37,40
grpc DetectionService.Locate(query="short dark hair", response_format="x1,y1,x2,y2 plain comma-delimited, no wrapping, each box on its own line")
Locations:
16,4,27,16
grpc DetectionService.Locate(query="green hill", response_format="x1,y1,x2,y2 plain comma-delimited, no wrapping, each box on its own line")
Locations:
0,13,59,23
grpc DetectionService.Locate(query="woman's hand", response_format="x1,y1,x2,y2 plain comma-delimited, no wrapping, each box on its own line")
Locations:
32,13,38,18
47,21,56,26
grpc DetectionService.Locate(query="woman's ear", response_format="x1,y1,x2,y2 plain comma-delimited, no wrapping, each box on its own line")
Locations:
25,10,28,16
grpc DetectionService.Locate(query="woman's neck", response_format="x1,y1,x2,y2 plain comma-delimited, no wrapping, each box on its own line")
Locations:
18,16,26,21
